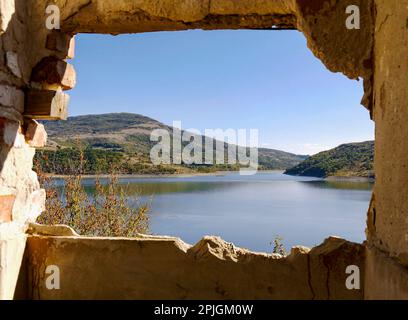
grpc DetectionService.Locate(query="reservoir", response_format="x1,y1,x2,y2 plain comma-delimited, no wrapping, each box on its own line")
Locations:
80,171,372,253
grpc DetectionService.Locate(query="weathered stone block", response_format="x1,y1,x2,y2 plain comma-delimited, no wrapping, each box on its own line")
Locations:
67,37,75,60
0,117,25,148
365,246,408,300
0,0,15,34
0,231,27,300
46,32,75,59
308,237,365,300
31,57,76,90
0,84,24,113
6,51,22,78
0,194,15,222
24,119,47,147
27,189,46,222
25,89,69,120
28,223,79,237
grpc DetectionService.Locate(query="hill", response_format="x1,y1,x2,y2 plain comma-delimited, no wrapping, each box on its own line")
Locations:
284,141,374,178
36,113,307,175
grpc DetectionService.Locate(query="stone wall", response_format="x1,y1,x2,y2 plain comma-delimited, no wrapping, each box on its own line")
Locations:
364,0,408,299
1,0,408,300
16,229,364,300
28,0,374,109
1,0,76,299
0,0,46,300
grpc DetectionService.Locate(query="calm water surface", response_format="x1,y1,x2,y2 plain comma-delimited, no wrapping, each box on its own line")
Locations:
79,171,372,253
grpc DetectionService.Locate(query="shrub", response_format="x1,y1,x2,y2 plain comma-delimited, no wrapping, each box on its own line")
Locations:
35,148,150,237
271,236,287,256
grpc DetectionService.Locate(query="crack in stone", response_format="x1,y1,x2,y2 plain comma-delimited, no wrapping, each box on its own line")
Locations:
323,257,331,300
377,14,391,33
62,0,93,24
307,254,316,300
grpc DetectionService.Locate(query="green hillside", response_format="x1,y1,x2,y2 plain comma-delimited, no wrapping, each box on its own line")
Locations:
284,141,374,178
36,113,307,175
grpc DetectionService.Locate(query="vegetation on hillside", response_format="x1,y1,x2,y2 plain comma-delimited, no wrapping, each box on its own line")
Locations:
284,141,374,178
37,113,307,175
34,146,181,175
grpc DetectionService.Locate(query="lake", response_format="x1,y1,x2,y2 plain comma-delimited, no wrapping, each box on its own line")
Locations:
79,171,373,253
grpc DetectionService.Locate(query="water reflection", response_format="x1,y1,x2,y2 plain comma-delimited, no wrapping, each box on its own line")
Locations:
301,180,374,191
53,172,373,253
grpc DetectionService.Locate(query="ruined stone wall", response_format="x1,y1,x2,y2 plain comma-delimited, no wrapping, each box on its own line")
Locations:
364,0,408,299
0,0,77,299
0,0,46,300
16,230,364,300
28,0,374,109
1,0,408,300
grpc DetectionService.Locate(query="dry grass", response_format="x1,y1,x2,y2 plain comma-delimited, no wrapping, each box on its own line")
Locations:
35,145,150,237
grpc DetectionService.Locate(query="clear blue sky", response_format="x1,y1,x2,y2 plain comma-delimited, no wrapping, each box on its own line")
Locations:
70,30,374,155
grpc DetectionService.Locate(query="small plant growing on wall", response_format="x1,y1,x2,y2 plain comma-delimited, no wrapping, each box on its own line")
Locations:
271,236,287,256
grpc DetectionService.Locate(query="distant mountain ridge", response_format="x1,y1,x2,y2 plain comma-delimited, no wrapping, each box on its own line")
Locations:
37,113,307,175
284,141,374,178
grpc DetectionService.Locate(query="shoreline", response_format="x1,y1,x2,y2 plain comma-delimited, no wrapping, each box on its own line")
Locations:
325,176,375,182
48,170,285,179
47,171,374,181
